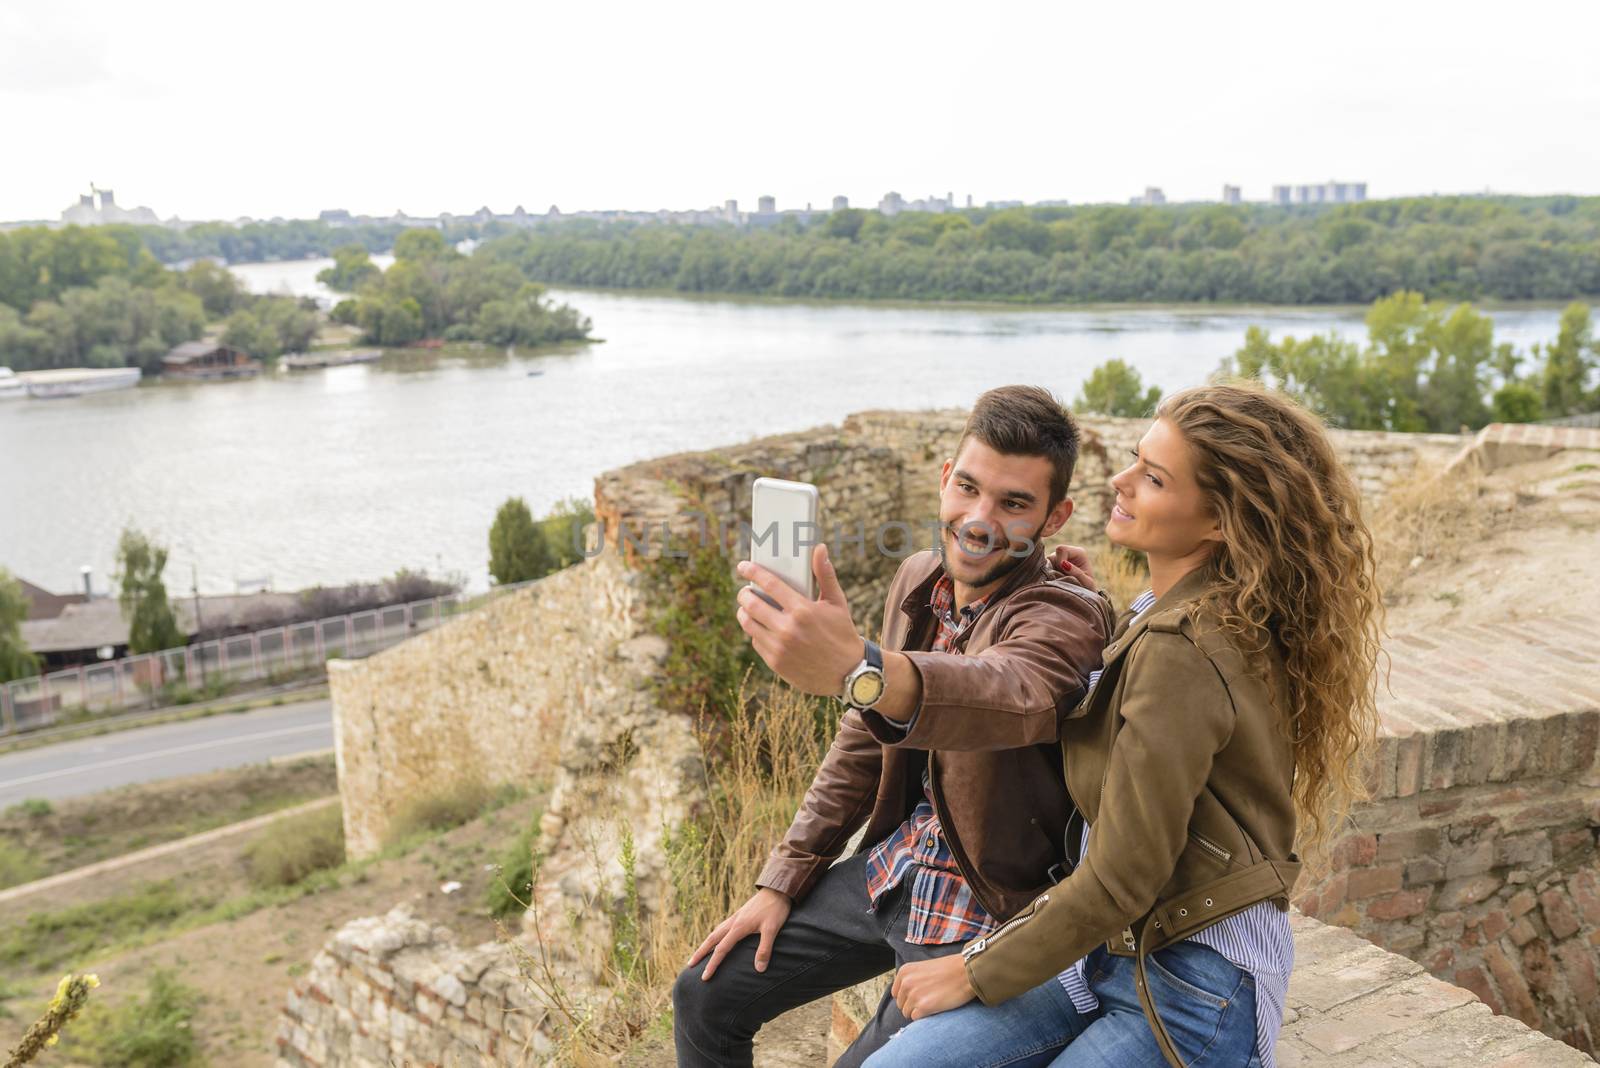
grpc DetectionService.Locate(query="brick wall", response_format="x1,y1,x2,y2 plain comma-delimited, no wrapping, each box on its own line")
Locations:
1295,613,1600,1054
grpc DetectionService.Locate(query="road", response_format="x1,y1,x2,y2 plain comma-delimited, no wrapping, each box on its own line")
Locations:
0,698,334,808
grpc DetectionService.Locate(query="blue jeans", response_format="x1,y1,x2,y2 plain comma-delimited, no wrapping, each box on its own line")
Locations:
862,941,1261,1068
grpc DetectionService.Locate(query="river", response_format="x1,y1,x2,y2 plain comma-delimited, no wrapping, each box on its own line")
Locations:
2,258,1568,595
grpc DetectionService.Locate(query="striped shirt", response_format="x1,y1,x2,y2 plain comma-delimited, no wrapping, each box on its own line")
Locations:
863,574,998,944
1056,590,1292,1068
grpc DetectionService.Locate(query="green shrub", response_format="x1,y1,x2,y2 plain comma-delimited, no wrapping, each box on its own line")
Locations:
5,798,52,819
245,805,345,888
486,807,543,920
645,533,760,724
0,836,43,889
68,969,200,1067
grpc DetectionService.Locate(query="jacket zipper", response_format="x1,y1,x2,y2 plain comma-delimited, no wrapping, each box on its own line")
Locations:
1188,829,1232,863
963,893,1049,959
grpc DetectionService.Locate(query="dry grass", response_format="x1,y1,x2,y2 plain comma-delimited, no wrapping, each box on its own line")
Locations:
504,672,836,1063
1367,463,1496,605
244,804,346,889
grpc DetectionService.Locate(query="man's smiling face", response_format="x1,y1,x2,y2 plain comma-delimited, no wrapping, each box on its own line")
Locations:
936,438,1073,592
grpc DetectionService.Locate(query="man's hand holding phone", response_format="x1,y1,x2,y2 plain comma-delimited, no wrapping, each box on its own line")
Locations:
735,544,863,697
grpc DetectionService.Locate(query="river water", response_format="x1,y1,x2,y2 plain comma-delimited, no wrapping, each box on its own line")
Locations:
2,258,1568,595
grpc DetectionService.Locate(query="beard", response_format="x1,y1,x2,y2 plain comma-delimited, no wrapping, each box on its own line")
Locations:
937,518,1047,589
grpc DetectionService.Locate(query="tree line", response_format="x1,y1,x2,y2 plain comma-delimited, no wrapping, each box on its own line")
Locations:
1074,291,1599,431
480,196,1600,305
0,228,320,373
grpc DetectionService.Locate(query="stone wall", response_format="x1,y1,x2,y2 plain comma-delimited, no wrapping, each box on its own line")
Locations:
276,905,547,1067
328,551,650,860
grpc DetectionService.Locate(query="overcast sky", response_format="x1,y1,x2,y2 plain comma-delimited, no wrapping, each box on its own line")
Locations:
4,0,1598,222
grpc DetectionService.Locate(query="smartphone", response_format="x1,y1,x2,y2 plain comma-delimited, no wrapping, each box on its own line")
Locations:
748,477,820,608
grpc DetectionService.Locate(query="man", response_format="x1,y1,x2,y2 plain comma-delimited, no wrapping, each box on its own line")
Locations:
672,384,1114,1067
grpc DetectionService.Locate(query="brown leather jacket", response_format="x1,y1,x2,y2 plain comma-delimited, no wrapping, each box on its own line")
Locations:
755,542,1115,922
961,566,1302,1026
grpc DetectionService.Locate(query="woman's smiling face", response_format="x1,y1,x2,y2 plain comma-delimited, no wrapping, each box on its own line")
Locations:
1106,417,1219,560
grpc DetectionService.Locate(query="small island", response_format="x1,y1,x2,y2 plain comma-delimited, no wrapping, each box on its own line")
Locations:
320,231,591,348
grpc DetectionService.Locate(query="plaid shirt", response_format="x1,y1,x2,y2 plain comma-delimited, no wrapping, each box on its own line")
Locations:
862,573,998,944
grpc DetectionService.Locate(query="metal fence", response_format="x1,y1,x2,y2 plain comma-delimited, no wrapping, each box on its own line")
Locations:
1540,411,1600,429
0,581,533,737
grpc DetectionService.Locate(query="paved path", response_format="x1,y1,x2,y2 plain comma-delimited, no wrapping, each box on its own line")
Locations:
0,697,333,808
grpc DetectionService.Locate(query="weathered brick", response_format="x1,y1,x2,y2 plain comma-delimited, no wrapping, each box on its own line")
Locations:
1445,839,1498,879
1438,872,1504,910
1572,868,1600,926
1378,826,1442,863
1424,729,1468,790
1368,888,1431,921
1507,888,1539,917
1430,910,1465,940
1394,731,1426,797
1557,940,1600,1018
1509,917,1540,946
1406,857,1446,886
1554,829,1593,858
1484,943,1542,1029
1348,863,1405,900
1540,888,1582,939
1496,834,1553,871
1453,965,1501,1013
1522,939,1558,998
1561,710,1600,772
1335,833,1379,868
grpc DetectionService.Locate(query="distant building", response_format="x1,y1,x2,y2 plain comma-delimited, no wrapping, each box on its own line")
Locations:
1129,187,1167,207
319,209,355,226
1271,185,1292,206
59,185,162,227
832,195,849,211
162,341,263,380
878,190,953,215
757,195,776,214
1222,184,1242,205
1280,181,1367,206
14,576,88,622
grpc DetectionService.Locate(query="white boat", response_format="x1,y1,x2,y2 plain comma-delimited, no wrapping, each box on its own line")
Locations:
0,367,26,401
17,366,142,398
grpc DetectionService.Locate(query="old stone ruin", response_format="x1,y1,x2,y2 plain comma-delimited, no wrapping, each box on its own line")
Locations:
273,413,1600,1067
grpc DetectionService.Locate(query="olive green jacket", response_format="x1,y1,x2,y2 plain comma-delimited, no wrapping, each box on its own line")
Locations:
962,565,1302,1012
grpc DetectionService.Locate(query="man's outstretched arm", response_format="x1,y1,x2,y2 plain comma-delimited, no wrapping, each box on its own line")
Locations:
735,544,1111,754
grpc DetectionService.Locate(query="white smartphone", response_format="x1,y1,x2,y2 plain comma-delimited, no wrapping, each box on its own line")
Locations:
748,477,820,608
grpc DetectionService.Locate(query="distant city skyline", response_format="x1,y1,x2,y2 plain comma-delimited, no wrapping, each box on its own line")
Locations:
10,180,1389,229
2,0,1597,223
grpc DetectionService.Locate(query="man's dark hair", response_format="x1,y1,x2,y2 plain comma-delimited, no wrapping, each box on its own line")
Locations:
954,385,1080,509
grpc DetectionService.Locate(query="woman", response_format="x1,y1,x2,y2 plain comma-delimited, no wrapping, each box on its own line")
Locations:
863,382,1383,1068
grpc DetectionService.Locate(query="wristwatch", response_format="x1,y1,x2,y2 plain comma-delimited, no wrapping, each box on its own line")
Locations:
840,638,886,710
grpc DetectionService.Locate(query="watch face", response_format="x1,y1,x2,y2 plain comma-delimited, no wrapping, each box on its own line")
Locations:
850,671,885,706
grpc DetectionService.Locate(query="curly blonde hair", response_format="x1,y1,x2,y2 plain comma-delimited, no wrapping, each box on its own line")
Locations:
1158,381,1384,861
